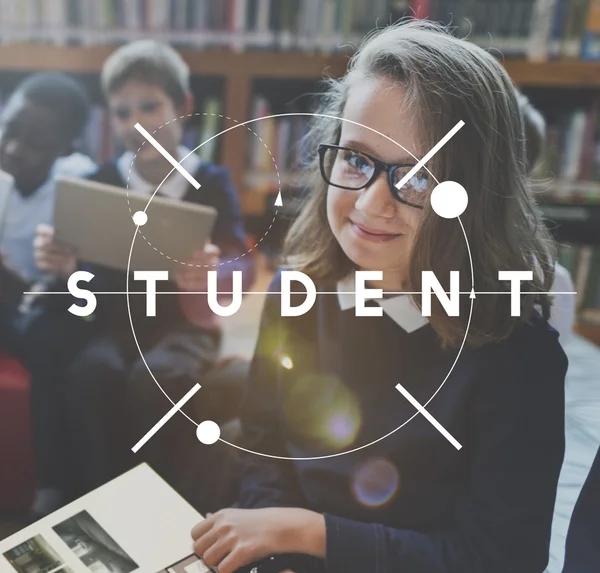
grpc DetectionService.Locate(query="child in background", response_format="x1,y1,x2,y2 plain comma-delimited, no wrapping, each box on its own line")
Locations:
0,73,95,287
517,89,576,342
31,41,254,511
0,73,94,351
0,73,95,518
192,21,567,573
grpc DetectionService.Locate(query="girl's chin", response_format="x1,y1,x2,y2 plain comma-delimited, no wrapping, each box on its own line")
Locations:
340,242,403,274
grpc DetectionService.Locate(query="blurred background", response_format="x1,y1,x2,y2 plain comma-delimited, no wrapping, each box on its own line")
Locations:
0,0,597,340
0,2,599,572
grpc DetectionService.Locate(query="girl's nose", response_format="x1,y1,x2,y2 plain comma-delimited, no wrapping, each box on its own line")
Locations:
354,172,396,218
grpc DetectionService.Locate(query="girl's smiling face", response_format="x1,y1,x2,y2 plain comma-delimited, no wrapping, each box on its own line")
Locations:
326,77,424,289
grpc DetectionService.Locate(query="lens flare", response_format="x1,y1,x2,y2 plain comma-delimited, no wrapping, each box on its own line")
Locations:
351,458,400,508
280,355,294,370
283,374,362,450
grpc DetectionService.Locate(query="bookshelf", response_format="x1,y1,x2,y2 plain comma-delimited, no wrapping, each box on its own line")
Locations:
4,43,600,212
2,39,600,345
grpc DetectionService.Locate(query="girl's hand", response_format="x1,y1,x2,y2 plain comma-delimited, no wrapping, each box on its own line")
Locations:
33,224,77,279
191,507,325,573
175,243,220,292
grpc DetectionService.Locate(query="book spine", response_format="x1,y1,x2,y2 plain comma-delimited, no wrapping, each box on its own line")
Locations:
579,100,600,180
561,110,587,181
575,245,593,310
548,0,568,58
411,0,430,19
581,247,600,311
527,0,558,61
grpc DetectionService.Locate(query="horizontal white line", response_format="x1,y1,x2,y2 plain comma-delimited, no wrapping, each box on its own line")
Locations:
395,383,462,450
134,123,201,190
131,383,201,453
22,291,578,296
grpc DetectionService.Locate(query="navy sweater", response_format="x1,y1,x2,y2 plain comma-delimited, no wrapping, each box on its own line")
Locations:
239,271,567,573
50,161,254,341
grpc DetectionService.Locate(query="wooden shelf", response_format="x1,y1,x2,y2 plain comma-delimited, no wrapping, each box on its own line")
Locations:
0,44,350,79
503,59,600,88
4,44,600,215
2,44,600,87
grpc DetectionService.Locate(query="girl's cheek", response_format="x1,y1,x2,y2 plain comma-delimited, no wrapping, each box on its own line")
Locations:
326,188,341,232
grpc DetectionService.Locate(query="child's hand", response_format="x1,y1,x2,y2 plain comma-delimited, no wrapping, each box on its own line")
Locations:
175,243,220,292
33,224,77,279
191,507,325,573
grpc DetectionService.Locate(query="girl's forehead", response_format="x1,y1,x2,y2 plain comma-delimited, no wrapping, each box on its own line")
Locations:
341,78,422,161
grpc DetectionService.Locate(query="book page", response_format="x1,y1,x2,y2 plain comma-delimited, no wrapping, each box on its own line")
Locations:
0,464,209,573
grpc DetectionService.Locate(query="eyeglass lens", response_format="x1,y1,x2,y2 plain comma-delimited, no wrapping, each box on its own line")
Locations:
322,147,429,207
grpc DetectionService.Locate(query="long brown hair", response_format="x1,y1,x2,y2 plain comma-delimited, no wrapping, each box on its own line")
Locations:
284,20,555,349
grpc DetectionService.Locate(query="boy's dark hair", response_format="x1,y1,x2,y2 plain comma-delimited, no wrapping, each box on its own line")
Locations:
18,72,90,142
101,40,190,107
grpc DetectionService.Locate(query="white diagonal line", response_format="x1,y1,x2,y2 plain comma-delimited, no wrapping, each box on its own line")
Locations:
395,383,462,450
134,122,201,189
131,383,201,453
395,120,465,190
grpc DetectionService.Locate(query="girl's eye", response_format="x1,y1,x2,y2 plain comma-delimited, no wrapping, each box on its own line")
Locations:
343,150,372,173
393,166,430,206
394,167,429,192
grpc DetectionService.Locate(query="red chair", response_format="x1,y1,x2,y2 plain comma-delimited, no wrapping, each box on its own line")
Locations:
0,354,34,512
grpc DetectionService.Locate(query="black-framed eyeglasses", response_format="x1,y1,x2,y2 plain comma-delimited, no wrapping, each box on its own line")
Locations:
318,143,430,209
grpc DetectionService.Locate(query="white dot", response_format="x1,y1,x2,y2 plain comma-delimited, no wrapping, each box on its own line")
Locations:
132,211,148,226
430,181,468,219
196,420,221,445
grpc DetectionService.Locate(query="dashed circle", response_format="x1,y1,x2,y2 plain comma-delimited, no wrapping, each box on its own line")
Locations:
124,112,281,267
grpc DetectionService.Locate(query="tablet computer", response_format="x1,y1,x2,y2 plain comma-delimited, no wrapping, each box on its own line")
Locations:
54,177,218,272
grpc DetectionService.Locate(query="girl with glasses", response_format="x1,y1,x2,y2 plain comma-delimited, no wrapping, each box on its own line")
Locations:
192,20,567,573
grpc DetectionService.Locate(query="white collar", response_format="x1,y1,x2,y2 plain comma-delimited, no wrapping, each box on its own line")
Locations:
116,146,201,200
337,274,429,333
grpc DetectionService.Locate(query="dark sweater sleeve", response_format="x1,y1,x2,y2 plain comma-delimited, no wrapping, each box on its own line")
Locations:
238,272,308,509
206,166,255,296
324,325,567,573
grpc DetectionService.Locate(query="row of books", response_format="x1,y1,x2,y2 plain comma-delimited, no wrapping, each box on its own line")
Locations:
437,0,591,60
79,97,224,165
558,243,600,324
245,96,311,189
536,101,600,203
0,0,598,59
0,0,393,51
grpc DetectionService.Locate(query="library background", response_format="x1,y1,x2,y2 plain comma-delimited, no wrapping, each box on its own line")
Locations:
0,0,597,339
0,0,599,570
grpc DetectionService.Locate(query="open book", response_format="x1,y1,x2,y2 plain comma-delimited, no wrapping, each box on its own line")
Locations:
0,464,213,573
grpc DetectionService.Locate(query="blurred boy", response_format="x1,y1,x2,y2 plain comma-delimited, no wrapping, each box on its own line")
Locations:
0,73,95,517
32,41,254,509
0,73,94,287
0,73,94,345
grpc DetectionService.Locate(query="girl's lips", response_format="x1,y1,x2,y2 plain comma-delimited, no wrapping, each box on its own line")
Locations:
349,220,403,243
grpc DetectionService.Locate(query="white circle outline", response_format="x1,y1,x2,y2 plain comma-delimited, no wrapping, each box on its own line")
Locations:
126,112,475,461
